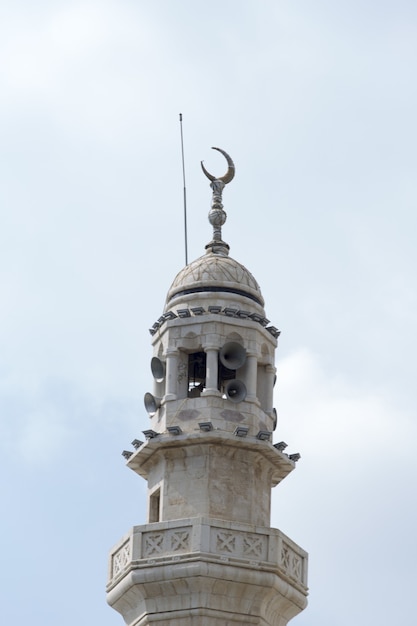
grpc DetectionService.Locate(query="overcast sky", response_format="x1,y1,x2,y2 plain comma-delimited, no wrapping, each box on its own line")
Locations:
1,1,416,625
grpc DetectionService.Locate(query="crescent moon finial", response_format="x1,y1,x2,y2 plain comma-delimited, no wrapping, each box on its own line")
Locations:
201,147,235,256
200,147,235,184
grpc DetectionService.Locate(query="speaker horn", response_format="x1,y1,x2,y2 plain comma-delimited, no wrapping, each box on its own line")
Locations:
219,342,246,370
144,392,161,416
272,408,278,431
225,379,247,403
151,357,165,383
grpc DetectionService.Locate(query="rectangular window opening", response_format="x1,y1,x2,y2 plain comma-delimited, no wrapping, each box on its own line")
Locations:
149,488,161,523
188,352,206,397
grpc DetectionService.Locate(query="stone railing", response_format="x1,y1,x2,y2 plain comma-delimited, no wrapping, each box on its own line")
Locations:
108,517,308,593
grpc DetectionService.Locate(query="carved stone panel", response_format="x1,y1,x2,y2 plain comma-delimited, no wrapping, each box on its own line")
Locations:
279,541,304,584
142,527,191,558
111,539,131,579
210,526,268,561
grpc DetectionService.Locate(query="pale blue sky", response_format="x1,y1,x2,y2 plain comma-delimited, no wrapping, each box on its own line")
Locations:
1,2,416,625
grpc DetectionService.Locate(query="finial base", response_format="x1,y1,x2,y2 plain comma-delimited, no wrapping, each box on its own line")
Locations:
205,240,230,256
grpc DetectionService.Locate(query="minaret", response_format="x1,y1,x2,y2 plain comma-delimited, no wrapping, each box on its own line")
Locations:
107,148,308,625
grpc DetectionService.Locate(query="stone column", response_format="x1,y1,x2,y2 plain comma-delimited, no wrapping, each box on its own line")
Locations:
265,364,276,414
165,349,179,401
202,346,221,396
245,353,258,402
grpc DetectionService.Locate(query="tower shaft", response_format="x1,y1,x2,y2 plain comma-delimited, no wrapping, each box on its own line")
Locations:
107,148,308,625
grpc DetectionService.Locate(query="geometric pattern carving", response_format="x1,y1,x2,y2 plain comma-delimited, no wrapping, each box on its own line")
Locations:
139,527,271,562
279,542,303,584
144,533,164,556
212,528,268,561
243,535,264,558
111,540,131,578
142,528,190,558
108,521,307,592
170,530,190,551
216,531,236,553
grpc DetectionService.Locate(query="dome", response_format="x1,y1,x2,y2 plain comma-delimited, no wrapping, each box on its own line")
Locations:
165,249,265,308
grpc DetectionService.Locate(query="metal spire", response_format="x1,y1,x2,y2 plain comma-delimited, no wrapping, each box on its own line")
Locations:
201,147,235,255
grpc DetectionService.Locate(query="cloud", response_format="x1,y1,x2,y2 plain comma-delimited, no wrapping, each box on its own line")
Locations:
0,375,141,468
0,1,165,138
271,349,417,625
16,405,73,464
275,349,415,469
1,3,110,94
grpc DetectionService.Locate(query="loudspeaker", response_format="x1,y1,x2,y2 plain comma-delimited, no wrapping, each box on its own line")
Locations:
144,392,161,416
151,357,165,382
219,342,246,370
272,408,278,431
225,379,247,403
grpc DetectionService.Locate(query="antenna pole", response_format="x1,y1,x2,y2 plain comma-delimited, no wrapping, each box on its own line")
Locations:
179,113,188,266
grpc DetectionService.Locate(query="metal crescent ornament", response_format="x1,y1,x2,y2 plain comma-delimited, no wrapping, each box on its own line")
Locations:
201,147,235,184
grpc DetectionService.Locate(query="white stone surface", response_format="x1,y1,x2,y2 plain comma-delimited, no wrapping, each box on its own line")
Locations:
166,250,265,309
147,311,278,434
107,517,308,626
108,235,308,624
127,431,295,526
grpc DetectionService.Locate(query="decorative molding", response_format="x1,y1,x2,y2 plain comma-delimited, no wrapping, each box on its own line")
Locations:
111,539,130,579
143,527,191,558
279,541,304,584
243,535,264,558
108,519,307,593
216,531,236,554
211,527,268,561
149,307,280,338
143,533,164,556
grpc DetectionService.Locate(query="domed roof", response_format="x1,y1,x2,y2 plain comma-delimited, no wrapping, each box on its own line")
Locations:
166,249,264,308
165,147,265,311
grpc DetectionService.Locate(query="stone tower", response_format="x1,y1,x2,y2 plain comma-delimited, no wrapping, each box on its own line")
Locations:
106,148,308,625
